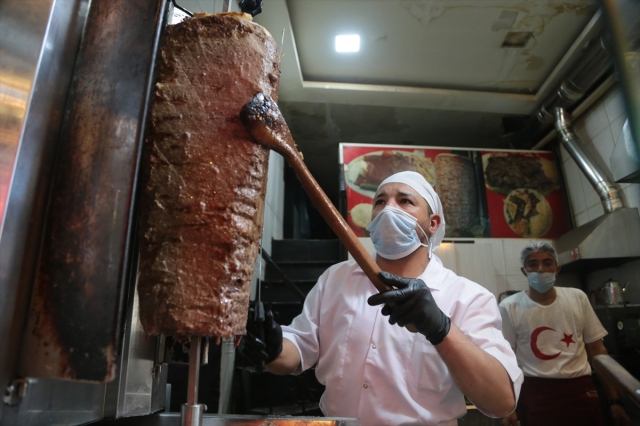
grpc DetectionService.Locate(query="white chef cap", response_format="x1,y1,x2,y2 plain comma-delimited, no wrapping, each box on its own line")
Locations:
377,171,446,256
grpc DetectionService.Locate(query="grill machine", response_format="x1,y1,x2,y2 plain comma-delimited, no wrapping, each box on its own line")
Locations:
0,0,357,425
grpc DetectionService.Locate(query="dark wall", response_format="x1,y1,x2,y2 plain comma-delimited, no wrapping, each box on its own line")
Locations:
278,101,511,239
279,101,510,208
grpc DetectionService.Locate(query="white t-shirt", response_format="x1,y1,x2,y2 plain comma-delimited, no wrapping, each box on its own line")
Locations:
282,256,523,426
498,287,607,378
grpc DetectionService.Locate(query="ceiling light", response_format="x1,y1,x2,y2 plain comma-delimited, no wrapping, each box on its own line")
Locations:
335,34,360,53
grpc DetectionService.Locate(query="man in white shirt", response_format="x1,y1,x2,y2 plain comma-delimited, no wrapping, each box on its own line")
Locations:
241,171,523,425
499,241,630,426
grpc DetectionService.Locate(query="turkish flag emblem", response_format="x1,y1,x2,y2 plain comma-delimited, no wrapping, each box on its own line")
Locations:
530,326,562,360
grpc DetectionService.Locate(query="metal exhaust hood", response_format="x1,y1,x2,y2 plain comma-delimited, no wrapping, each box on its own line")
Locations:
555,207,640,273
554,108,640,273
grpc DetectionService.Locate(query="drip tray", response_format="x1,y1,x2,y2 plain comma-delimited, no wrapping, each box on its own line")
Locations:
96,413,360,426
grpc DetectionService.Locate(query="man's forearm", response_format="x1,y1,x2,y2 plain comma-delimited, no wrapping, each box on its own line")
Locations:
586,341,621,400
436,324,516,417
266,338,301,375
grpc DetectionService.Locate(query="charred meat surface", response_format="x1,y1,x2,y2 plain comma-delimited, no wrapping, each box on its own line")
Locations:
138,13,280,338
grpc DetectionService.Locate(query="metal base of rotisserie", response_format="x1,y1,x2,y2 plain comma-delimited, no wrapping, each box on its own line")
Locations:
95,412,361,426
180,403,205,426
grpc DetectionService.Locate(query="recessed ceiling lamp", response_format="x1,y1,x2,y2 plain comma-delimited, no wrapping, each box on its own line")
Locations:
335,34,360,53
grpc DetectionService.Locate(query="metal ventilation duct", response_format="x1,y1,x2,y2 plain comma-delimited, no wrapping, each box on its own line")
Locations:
509,35,613,149
555,108,624,213
553,108,640,273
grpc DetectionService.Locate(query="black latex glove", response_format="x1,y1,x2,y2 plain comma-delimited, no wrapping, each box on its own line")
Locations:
367,271,451,345
238,309,283,370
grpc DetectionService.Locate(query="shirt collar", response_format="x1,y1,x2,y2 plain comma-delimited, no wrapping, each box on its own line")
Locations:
353,254,447,292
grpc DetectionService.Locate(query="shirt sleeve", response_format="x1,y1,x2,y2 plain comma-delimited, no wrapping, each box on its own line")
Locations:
280,270,326,375
498,302,517,351
456,288,524,417
579,290,608,343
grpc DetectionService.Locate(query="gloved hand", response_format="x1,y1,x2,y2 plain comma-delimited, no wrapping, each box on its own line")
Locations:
238,309,283,370
367,271,451,345
238,0,263,16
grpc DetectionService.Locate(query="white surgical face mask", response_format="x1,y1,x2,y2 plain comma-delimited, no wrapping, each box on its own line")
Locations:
366,206,430,260
527,272,556,293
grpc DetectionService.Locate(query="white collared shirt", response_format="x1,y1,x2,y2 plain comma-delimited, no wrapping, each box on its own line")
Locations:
282,256,523,426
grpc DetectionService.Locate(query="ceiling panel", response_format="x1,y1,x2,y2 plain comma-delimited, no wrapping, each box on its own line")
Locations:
287,0,597,93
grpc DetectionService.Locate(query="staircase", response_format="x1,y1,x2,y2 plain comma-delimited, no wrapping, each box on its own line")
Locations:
235,239,342,416
262,239,342,325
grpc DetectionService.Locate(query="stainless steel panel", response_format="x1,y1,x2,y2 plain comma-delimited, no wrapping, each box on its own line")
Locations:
21,0,167,383
106,279,167,417
104,258,168,418
95,413,361,426
556,207,640,273
0,377,105,426
0,0,89,415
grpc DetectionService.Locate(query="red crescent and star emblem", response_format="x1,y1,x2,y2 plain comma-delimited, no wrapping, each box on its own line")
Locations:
530,326,575,360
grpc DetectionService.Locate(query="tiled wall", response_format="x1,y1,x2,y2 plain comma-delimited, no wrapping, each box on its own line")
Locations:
558,86,640,304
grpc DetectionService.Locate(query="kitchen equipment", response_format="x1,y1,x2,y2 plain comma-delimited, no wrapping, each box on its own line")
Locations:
591,279,629,306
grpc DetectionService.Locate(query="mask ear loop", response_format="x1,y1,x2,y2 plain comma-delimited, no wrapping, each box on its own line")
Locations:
416,222,432,259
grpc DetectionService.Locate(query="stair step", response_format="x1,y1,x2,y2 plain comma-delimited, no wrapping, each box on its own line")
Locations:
261,281,315,305
271,239,341,263
271,259,337,265
266,264,329,282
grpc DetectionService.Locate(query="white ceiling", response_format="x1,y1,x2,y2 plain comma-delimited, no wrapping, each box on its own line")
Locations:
289,1,593,92
177,0,601,118
252,0,601,115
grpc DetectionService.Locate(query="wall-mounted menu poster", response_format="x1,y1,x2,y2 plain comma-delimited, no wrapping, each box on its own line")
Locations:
340,143,570,239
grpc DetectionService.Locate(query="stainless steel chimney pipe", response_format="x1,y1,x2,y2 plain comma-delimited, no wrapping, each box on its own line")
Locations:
554,107,624,213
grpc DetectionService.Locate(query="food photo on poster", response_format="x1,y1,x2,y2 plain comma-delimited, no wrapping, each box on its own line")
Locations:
481,150,569,239
340,143,571,240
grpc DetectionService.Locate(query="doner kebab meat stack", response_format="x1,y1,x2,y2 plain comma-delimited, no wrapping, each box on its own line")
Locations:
137,12,280,339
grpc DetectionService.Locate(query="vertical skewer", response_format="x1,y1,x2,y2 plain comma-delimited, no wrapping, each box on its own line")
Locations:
187,336,201,405
181,336,205,426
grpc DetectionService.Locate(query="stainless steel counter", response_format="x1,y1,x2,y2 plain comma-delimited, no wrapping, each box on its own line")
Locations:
94,413,360,426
